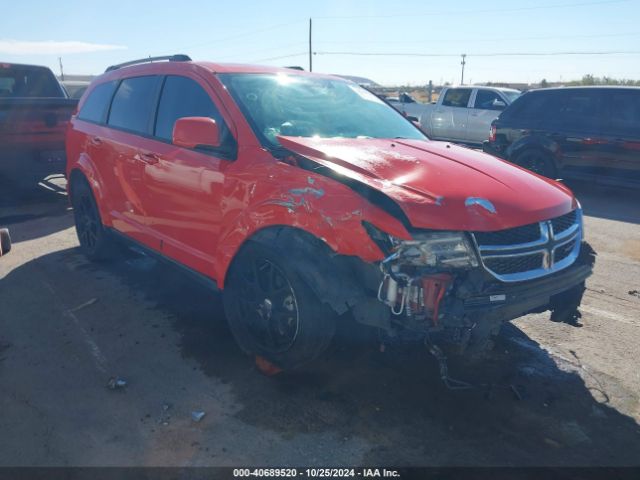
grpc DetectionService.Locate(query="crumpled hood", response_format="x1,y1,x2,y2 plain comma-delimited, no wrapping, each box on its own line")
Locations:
277,136,577,231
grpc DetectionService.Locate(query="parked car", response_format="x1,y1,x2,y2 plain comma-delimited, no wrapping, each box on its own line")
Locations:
0,228,11,257
0,62,78,185
61,80,90,100
387,92,425,122
66,55,592,373
403,86,520,146
484,86,640,187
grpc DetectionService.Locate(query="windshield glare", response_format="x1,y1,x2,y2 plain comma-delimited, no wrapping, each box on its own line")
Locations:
220,73,427,147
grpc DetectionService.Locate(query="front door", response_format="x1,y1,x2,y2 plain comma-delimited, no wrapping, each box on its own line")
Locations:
140,75,235,278
431,87,472,141
468,89,506,144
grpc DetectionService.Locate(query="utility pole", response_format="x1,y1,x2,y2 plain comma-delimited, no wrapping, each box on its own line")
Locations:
308,18,313,72
58,57,64,81
460,54,466,85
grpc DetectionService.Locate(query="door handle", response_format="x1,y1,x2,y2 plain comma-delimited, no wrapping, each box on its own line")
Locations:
137,151,160,165
90,136,102,146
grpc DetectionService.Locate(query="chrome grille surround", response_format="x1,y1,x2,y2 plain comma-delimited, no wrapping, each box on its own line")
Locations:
471,209,583,283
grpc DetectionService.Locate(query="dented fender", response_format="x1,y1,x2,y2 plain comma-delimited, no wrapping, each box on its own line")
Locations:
213,160,410,287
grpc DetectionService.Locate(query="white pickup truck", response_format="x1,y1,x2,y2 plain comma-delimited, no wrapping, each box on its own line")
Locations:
389,86,521,146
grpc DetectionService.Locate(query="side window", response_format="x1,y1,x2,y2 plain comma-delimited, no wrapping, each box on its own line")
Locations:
556,90,602,132
474,90,505,110
77,81,117,123
605,91,640,137
502,91,560,124
108,76,162,134
154,76,227,143
441,88,472,108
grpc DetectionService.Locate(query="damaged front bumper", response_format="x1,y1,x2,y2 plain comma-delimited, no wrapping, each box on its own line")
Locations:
352,240,594,351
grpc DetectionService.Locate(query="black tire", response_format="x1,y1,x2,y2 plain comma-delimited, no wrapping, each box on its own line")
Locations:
223,241,337,370
70,176,115,261
0,228,11,255
513,149,557,178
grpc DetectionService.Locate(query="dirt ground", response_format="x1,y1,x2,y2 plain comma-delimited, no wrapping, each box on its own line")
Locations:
0,174,639,467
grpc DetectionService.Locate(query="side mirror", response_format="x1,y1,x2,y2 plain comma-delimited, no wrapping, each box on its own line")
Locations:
0,228,11,257
492,99,507,110
172,117,220,150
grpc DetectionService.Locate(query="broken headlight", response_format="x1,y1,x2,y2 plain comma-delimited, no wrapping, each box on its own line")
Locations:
396,232,479,268
363,222,479,269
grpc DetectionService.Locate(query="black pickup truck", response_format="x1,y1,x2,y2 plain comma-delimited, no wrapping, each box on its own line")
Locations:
0,62,78,186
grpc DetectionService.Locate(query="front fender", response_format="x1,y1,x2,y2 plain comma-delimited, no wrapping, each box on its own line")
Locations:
213,168,409,287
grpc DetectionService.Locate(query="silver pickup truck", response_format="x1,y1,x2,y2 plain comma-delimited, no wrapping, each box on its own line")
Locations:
390,86,520,146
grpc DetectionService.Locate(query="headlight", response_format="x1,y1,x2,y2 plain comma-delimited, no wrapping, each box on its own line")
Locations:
396,232,479,268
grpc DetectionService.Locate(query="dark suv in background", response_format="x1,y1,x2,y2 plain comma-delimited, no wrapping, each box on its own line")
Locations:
484,86,640,187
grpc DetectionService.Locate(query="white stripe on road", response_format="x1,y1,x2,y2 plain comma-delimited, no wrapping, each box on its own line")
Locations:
41,280,108,373
580,304,639,327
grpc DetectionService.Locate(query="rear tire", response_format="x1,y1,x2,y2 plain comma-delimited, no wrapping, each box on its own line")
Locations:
513,149,557,179
70,176,115,261
223,241,337,370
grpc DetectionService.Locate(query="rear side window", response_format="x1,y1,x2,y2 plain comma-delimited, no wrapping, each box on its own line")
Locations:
556,90,603,132
154,76,225,141
77,81,117,123
108,76,162,134
605,90,640,137
441,88,472,108
501,91,561,124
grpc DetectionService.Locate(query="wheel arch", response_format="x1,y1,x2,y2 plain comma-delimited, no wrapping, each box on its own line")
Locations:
68,154,111,227
220,224,374,315
507,135,559,163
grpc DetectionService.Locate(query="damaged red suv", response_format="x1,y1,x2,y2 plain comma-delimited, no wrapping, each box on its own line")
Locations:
66,55,593,370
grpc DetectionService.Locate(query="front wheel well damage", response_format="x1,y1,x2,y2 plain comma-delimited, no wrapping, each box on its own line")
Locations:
227,226,379,316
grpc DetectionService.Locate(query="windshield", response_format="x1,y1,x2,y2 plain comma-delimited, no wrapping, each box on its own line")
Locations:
503,90,522,103
219,73,427,147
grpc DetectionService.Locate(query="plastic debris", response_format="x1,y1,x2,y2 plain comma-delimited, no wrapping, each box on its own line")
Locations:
159,403,172,426
107,376,127,390
255,356,282,376
191,411,206,423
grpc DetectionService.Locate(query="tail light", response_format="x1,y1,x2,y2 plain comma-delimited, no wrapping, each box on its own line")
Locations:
489,124,497,142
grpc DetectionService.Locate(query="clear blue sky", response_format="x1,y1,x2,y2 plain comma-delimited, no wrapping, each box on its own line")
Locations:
3,0,640,85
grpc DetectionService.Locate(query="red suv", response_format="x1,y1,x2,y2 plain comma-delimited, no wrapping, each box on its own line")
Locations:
66,55,593,371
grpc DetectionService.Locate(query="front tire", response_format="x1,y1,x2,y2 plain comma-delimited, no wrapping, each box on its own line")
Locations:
513,149,557,178
70,176,115,261
223,242,337,370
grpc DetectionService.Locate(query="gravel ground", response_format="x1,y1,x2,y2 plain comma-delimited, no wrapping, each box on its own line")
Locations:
0,174,639,467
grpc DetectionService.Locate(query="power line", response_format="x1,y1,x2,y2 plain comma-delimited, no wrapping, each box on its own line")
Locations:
314,0,630,19
250,52,308,63
212,42,307,60
314,50,640,58
174,20,304,52
316,31,640,46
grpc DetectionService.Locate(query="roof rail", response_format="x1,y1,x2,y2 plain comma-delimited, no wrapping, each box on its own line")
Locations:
105,54,191,73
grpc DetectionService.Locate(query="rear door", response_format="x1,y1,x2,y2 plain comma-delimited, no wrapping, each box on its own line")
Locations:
601,89,640,181
140,74,235,277
104,75,163,246
73,80,119,214
431,88,472,141
467,89,507,144
550,89,607,176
